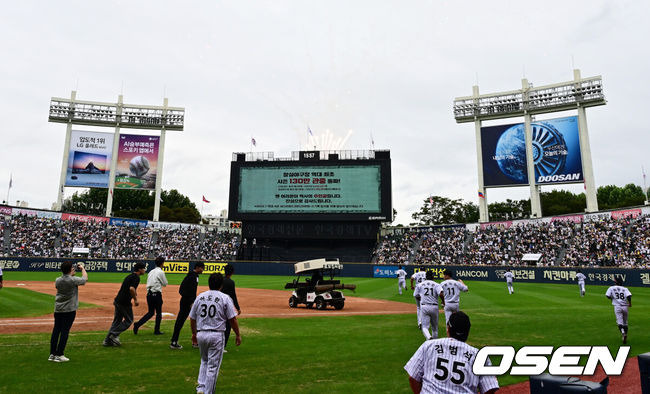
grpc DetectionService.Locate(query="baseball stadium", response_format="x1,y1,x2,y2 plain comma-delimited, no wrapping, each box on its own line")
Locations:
2,2,650,393
1,142,650,393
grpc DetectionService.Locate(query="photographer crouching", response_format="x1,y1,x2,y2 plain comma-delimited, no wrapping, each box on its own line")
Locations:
49,261,88,362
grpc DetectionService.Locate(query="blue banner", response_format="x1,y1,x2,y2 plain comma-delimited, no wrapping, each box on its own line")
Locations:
109,217,148,227
373,265,400,278
481,116,584,187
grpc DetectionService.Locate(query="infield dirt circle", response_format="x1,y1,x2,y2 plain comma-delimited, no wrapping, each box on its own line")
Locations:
0,281,415,334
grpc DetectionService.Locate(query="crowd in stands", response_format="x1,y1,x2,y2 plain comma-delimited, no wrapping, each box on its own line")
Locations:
9,215,59,257
373,232,418,265
199,230,239,260
59,219,107,258
374,215,649,268
413,229,466,265
563,215,650,268
150,227,202,260
3,214,240,261
104,226,155,259
1,212,648,268
511,221,574,266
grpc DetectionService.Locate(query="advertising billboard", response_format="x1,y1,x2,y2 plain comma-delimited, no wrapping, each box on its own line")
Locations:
114,134,159,190
65,130,114,188
481,116,583,187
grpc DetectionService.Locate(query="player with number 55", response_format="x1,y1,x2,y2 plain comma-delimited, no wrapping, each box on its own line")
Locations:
404,311,499,394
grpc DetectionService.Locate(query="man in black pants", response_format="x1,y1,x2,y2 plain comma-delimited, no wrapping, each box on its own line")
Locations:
103,262,146,346
222,263,241,352
49,261,87,362
134,256,168,335
170,262,204,349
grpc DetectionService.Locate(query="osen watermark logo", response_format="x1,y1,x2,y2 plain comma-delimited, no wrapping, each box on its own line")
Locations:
473,346,630,376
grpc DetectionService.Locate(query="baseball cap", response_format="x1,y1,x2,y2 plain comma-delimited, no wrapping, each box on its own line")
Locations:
133,262,146,271
448,311,471,342
443,269,453,277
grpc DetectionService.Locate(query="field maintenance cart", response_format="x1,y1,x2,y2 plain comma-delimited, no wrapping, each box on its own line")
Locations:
284,258,356,310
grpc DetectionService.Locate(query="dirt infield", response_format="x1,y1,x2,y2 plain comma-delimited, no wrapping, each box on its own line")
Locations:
0,281,415,334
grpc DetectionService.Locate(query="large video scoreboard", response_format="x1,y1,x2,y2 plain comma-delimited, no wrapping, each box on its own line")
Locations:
228,151,392,222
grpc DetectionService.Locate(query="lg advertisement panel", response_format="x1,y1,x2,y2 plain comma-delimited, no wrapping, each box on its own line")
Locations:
65,130,114,188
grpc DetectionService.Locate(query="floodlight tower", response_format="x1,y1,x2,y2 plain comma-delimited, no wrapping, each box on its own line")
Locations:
49,92,184,221
453,69,605,222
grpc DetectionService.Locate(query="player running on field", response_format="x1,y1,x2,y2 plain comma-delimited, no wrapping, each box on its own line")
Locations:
575,270,586,297
504,269,514,295
440,269,468,323
414,271,444,341
396,265,407,295
405,311,499,394
411,270,427,328
605,276,632,344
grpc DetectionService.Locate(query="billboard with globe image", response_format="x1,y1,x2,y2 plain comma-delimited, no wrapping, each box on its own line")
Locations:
114,134,159,190
65,130,114,188
481,116,583,187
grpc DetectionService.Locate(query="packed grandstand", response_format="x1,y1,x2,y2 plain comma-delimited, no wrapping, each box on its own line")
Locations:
1,205,648,268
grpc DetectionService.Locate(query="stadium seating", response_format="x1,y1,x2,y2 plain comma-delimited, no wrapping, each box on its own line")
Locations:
2,210,648,267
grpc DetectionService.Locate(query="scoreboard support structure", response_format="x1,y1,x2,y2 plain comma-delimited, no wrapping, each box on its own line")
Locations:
454,69,605,222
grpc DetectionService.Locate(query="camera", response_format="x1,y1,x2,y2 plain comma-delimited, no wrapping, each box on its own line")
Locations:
76,263,84,271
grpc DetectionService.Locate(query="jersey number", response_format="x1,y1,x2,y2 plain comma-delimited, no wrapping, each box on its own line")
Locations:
423,287,435,296
199,304,217,318
446,288,455,296
434,358,466,384
614,292,626,300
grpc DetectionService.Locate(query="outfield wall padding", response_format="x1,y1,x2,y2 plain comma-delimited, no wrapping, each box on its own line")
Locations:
1,258,649,287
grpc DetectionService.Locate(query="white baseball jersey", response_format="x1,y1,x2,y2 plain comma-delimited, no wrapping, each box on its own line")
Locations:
606,285,631,307
190,290,237,331
576,273,586,284
504,272,514,283
440,279,468,304
405,337,499,394
412,271,427,285
396,269,407,281
415,280,443,305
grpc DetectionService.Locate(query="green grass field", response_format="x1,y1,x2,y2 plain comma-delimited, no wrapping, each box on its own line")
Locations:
0,272,648,393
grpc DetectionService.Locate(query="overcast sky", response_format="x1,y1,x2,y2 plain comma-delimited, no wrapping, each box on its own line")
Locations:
1,0,649,224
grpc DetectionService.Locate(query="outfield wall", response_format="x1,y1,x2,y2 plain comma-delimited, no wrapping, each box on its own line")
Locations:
1,257,649,287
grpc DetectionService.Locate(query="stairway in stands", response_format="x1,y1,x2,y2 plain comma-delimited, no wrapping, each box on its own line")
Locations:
2,221,10,253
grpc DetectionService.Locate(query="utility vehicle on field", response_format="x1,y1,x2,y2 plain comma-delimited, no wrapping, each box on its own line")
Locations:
284,258,356,310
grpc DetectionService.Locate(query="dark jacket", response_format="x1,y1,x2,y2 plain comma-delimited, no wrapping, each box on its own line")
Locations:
179,271,200,302
221,277,240,310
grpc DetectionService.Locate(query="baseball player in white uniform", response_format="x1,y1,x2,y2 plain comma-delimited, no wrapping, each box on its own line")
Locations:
396,265,407,295
190,273,241,394
575,270,586,297
414,271,444,341
440,269,468,323
411,270,427,327
504,269,514,295
405,311,499,394
605,276,632,344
